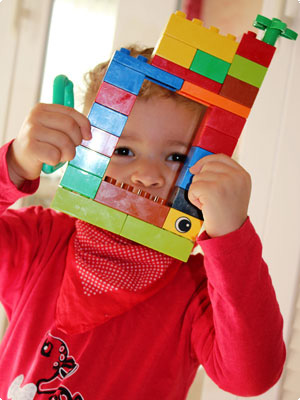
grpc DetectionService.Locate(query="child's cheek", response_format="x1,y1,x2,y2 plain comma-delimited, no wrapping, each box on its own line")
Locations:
104,162,122,180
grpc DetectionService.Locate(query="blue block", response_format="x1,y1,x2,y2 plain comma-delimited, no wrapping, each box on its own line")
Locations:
88,103,128,137
169,186,203,220
113,48,184,91
104,60,145,95
176,166,194,190
69,145,110,178
185,146,213,168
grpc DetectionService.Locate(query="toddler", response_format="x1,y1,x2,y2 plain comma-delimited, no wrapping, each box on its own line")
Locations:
0,46,285,400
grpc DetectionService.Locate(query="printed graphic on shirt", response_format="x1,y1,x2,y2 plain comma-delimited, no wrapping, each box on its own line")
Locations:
7,332,84,400
8,375,37,399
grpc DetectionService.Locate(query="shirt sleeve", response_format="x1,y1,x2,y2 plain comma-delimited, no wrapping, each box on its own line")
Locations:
0,140,40,212
0,141,73,319
190,217,286,396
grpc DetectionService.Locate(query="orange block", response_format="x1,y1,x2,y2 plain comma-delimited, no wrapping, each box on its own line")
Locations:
177,81,251,118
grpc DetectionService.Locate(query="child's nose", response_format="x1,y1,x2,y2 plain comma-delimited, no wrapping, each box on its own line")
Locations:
130,161,165,188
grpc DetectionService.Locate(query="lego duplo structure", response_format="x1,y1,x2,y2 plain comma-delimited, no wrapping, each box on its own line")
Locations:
51,12,297,262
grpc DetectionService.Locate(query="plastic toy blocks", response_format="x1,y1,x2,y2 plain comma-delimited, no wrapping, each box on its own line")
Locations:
120,216,194,262
193,126,238,156
95,82,137,115
169,186,203,220
60,165,102,199
95,179,169,228
69,145,110,178
185,146,213,168
253,14,298,46
190,50,231,84
196,106,246,139
88,103,128,137
175,166,194,190
178,81,251,118
151,55,222,93
160,10,239,63
175,146,213,192
154,34,197,69
236,31,276,67
219,75,259,108
228,55,268,88
104,60,145,95
114,48,184,91
52,187,128,234
81,127,119,158
51,11,297,262
162,208,203,241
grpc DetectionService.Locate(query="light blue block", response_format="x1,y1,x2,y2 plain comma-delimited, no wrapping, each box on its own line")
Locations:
88,103,128,137
176,166,194,190
69,145,110,177
185,146,213,168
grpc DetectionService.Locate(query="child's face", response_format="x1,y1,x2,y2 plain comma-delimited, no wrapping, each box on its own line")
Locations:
105,95,201,200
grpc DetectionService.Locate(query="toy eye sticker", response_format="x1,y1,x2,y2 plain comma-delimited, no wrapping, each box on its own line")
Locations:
175,216,192,233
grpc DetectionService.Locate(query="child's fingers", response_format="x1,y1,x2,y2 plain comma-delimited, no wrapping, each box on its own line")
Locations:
191,170,226,184
188,177,219,201
190,161,236,180
34,127,77,163
35,111,83,147
33,103,91,141
187,179,215,209
31,140,63,167
189,153,241,175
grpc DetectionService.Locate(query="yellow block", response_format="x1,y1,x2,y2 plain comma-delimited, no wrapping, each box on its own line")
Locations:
163,208,203,241
164,11,238,63
153,34,197,69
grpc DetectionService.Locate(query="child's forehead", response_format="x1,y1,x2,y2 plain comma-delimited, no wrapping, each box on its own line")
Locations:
122,95,201,143
130,95,202,124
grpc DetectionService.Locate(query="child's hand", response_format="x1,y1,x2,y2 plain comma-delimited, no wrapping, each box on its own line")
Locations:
188,153,251,238
7,103,91,187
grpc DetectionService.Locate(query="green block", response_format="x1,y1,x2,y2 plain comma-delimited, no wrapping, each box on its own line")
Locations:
121,216,194,262
228,54,267,88
60,164,102,199
69,145,109,178
190,49,231,83
51,186,127,234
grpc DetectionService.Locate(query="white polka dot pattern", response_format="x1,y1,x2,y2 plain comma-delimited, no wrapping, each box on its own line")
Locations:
74,220,174,296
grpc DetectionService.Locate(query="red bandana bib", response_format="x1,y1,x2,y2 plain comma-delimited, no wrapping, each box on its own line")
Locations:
56,220,181,335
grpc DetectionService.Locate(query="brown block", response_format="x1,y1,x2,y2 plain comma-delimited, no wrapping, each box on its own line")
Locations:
220,75,259,108
95,180,169,228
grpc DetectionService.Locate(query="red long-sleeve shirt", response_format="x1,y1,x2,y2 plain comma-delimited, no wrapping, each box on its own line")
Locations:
0,141,285,399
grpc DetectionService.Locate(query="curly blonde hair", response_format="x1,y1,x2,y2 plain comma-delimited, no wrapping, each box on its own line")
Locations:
82,45,205,115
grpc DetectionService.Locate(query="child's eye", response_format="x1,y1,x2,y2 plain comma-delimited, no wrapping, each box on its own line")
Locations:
167,153,187,163
114,147,134,157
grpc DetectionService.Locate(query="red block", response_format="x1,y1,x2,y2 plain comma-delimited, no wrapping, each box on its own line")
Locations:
197,106,246,139
236,31,276,67
95,180,170,227
95,82,137,115
81,126,119,157
220,75,259,108
151,55,222,94
193,126,238,156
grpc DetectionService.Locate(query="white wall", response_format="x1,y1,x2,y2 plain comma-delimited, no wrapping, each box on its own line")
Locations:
238,1,300,399
112,0,179,50
0,0,53,145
